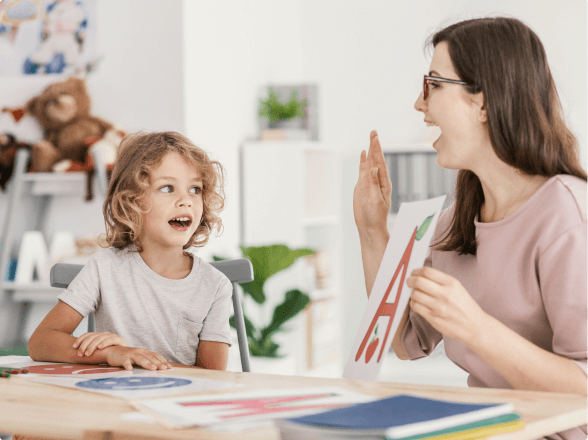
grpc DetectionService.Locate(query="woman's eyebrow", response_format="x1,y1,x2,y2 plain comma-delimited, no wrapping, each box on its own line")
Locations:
428,70,441,77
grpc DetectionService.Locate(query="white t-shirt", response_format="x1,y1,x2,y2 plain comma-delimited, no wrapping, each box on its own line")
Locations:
58,246,233,365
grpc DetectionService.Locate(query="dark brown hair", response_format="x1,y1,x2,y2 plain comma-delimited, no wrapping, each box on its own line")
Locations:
102,131,225,252
428,17,586,256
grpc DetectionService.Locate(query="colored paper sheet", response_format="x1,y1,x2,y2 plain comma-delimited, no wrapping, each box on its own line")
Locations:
418,420,525,440
344,196,446,381
387,413,522,439
134,387,374,430
0,355,161,377
30,373,240,400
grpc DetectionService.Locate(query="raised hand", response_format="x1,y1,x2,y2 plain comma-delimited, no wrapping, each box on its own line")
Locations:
73,331,128,357
353,130,392,235
105,346,173,371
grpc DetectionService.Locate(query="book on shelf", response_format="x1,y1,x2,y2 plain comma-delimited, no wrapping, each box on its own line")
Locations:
274,394,524,440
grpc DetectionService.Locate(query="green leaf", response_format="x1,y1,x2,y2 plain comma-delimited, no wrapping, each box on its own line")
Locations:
260,289,311,340
248,337,281,358
416,214,435,241
258,88,307,122
239,244,315,304
212,255,227,262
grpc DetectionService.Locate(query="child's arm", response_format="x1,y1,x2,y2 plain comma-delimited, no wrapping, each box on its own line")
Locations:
29,301,172,370
196,341,229,370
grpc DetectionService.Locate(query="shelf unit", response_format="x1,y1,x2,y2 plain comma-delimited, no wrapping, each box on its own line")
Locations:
0,148,108,346
240,141,341,376
383,145,457,215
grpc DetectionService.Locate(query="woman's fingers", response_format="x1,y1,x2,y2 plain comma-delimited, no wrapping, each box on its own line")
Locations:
359,149,367,174
411,266,458,287
407,274,442,297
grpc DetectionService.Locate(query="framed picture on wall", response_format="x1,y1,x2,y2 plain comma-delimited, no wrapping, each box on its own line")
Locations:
0,0,98,76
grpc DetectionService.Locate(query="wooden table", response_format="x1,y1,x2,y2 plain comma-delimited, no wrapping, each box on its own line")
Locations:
0,367,585,439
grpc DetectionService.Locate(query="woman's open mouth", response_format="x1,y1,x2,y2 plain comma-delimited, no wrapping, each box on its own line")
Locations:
168,216,192,231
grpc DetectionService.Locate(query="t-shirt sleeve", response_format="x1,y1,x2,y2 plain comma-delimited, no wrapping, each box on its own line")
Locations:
538,222,587,375
57,255,101,318
199,276,233,346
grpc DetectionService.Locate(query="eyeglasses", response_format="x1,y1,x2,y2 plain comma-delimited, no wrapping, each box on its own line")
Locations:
423,75,469,100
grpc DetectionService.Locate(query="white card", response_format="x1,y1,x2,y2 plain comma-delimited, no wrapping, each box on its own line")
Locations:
343,196,446,381
31,374,240,399
134,387,374,429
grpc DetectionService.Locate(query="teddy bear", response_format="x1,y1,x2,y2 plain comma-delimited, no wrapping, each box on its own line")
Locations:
25,76,114,172
1,76,124,200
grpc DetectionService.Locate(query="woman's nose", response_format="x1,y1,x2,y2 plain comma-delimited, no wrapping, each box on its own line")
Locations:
414,92,426,113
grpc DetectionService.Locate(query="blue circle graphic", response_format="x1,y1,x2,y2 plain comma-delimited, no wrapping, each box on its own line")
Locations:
76,377,192,390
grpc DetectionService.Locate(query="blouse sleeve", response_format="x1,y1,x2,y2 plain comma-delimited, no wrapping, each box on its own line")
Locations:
538,222,587,375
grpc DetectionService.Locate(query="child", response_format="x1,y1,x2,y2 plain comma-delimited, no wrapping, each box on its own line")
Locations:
28,131,232,371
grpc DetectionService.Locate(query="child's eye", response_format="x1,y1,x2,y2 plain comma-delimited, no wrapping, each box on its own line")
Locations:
159,185,173,193
190,186,202,194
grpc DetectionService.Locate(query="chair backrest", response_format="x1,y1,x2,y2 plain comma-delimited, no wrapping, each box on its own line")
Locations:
50,258,253,373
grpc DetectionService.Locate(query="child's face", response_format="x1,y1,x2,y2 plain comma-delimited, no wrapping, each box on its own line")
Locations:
140,152,203,251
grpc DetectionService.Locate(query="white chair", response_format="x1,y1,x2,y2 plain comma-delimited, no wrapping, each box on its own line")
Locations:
50,259,253,372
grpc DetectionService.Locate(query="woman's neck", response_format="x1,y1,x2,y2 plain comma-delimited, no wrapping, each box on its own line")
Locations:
138,245,193,279
476,160,549,223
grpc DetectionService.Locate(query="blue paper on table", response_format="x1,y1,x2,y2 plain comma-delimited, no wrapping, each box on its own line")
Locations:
279,394,514,439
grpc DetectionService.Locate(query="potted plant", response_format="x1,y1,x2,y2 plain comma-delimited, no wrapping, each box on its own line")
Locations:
213,244,314,362
258,87,307,129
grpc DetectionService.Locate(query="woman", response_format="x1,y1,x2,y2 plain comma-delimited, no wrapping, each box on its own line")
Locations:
353,17,586,440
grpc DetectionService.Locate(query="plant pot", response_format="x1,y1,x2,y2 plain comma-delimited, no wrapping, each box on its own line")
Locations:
269,118,305,130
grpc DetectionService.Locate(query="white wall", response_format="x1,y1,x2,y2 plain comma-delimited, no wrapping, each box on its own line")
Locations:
0,0,185,346
181,0,586,364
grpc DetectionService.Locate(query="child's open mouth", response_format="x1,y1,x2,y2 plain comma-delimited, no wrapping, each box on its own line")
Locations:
168,216,192,231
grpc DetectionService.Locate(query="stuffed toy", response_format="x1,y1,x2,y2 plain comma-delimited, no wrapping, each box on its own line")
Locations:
0,132,32,190
2,76,124,200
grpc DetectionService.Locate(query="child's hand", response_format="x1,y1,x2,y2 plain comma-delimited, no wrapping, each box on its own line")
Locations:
73,331,128,357
105,346,173,371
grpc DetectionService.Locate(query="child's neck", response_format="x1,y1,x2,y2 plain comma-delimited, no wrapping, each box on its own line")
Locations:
138,245,193,280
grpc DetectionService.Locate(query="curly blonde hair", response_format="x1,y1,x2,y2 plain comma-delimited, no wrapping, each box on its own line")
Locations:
102,131,225,252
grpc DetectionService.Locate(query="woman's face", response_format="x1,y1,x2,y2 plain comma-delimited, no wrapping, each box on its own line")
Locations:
414,42,488,171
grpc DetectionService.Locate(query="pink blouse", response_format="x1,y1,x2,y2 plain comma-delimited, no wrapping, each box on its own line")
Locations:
401,174,587,440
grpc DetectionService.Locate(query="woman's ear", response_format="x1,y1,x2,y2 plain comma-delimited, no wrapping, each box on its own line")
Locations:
470,91,487,122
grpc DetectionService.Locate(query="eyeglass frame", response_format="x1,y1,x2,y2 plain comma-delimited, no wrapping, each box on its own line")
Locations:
423,75,469,100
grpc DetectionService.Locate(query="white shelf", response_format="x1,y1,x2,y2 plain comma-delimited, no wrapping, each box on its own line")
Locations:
2,281,58,292
1,282,62,302
382,143,435,153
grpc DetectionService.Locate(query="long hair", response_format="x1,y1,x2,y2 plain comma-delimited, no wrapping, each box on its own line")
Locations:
429,17,586,256
102,131,225,252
